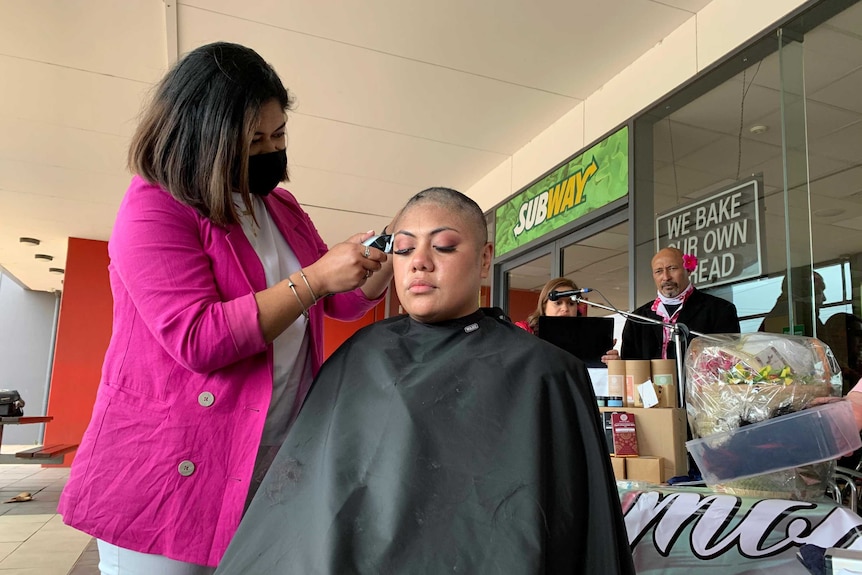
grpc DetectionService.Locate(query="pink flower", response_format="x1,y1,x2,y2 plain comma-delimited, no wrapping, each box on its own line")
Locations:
682,253,698,273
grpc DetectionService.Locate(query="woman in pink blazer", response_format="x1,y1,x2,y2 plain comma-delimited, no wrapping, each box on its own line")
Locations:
58,42,392,574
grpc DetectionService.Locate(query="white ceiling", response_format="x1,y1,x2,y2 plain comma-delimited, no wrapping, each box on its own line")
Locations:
0,0,713,292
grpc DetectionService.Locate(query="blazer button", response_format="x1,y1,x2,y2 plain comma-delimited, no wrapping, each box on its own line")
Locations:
198,392,215,407
178,460,196,477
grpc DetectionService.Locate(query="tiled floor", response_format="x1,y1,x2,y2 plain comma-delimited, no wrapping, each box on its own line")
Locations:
0,455,96,575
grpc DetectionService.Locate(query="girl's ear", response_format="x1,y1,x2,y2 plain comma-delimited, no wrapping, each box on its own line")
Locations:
479,243,493,279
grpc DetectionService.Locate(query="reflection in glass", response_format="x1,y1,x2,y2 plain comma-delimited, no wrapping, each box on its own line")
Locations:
647,3,862,334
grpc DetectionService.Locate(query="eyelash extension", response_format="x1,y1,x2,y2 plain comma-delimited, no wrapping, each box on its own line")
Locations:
393,246,456,255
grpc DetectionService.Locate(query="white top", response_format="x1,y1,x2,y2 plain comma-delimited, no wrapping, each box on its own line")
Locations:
236,194,313,446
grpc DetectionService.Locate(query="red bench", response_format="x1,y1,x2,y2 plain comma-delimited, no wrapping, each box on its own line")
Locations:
15,444,79,460
0,416,78,464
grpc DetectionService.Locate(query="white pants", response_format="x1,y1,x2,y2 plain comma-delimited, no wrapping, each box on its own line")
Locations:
97,540,216,575
96,447,278,575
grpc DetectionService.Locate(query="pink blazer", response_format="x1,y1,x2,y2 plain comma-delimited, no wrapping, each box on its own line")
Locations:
58,177,382,566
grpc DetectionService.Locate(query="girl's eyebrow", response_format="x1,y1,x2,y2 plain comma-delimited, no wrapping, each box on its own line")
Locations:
394,227,459,238
255,121,286,135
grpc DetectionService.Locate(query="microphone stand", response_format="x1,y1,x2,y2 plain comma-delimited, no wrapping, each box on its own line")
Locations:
571,296,712,409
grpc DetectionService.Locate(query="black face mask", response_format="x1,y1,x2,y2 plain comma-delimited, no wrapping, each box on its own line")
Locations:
248,149,287,196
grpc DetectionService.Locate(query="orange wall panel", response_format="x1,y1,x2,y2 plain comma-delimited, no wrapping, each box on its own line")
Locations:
44,238,112,466
322,298,387,359
479,286,491,308
509,288,539,325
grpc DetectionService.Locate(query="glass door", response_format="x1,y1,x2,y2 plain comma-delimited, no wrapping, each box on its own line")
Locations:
499,250,554,326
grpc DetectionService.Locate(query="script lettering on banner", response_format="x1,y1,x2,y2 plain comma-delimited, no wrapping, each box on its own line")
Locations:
620,488,862,573
655,177,764,288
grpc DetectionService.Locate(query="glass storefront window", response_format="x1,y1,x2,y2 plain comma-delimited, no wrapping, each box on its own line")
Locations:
560,222,630,317
644,49,807,334
635,1,862,348
493,1,861,384
497,219,630,332
504,253,553,325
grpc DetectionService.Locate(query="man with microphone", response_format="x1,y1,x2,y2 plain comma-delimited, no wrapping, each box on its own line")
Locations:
602,246,740,362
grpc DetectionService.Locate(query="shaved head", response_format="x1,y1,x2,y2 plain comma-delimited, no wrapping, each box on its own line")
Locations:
395,187,488,246
652,247,685,268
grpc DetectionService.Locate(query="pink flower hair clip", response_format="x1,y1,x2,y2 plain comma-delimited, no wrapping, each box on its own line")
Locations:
682,253,698,273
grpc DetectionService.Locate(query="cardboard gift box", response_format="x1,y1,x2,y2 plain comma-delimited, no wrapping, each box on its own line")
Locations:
609,455,626,481
650,359,679,408
607,360,626,405
625,360,650,407
599,406,688,481
626,456,663,483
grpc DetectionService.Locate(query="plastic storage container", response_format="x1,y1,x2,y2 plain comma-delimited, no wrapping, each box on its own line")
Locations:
686,400,861,485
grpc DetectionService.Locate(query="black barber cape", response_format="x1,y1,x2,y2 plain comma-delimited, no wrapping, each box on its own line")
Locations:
216,309,634,575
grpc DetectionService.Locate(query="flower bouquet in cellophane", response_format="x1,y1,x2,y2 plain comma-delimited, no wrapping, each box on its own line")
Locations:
685,333,843,500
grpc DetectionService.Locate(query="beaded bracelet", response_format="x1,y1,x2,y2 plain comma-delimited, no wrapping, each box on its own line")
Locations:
299,269,319,303
288,279,309,320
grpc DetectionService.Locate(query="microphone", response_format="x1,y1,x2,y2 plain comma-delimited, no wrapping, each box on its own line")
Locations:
547,288,592,301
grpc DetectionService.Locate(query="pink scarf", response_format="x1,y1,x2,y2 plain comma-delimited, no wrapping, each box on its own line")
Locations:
650,283,694,359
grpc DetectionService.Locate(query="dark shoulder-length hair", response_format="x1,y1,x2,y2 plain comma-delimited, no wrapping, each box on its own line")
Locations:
128,42,293,226
525,277,578,334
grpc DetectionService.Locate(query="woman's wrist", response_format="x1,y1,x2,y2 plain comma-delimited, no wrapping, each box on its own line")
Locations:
294,269,327,305
298,269,320,303
287,277,310,320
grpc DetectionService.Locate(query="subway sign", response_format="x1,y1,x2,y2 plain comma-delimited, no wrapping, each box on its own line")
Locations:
494,126,629,257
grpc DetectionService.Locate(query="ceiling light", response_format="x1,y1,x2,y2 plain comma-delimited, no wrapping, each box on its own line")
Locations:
813,208,844,218
19,237,40,246
34,254,54,261
49,267,65,275
749,125,769,135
